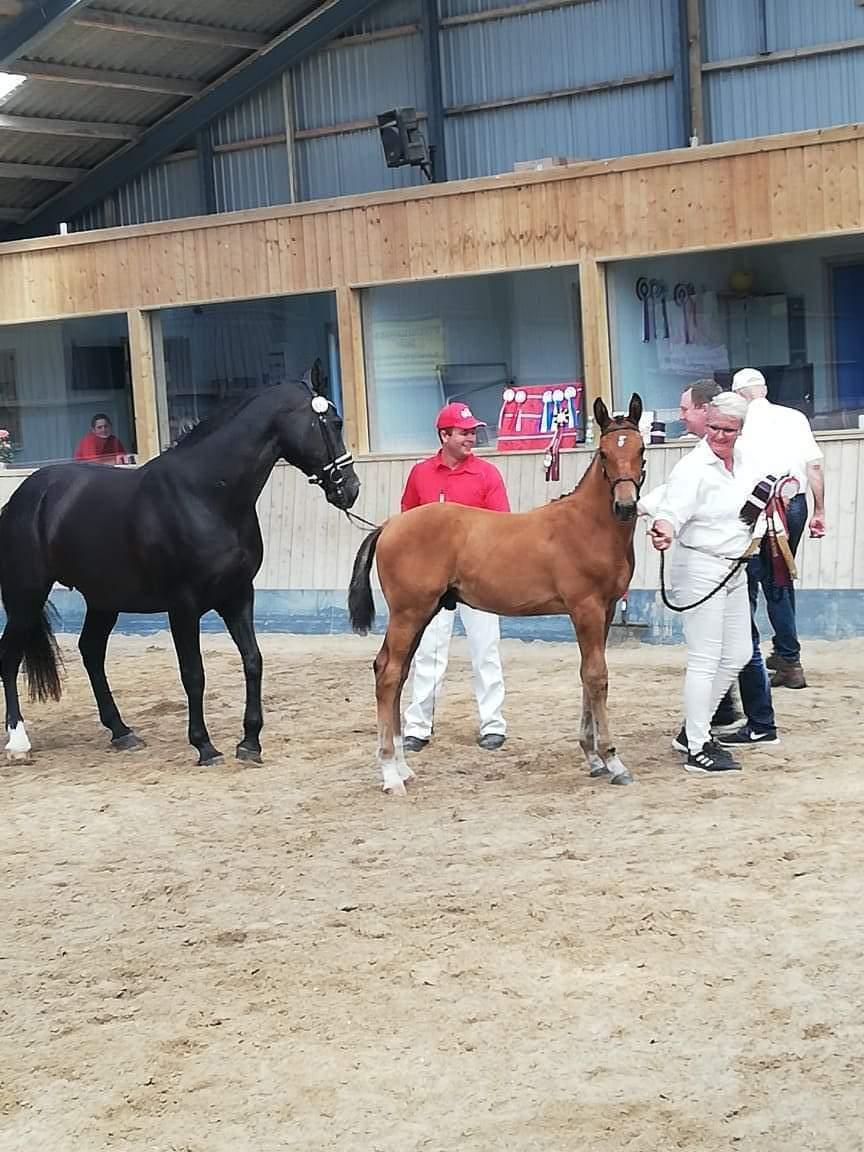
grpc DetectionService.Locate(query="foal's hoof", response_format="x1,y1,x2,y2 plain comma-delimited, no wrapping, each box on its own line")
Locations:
236,744,262,764
609,771,634,786
588,753,608,778
111,732,145,752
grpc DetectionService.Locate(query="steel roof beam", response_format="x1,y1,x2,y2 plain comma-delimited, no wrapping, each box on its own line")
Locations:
6,0,382,239
0,0,91,66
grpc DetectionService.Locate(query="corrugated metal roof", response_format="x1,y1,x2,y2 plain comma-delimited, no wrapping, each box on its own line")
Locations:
26,22,246,84
0,133,119,170
0,0,328,231
91,0,308,35
0,80,179,126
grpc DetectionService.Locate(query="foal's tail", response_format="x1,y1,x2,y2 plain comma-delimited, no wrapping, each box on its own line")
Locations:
348,527,383,635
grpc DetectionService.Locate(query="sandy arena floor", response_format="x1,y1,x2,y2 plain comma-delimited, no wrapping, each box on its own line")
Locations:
2,632,863,1151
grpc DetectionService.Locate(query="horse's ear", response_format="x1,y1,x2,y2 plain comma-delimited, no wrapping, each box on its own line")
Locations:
593,397,611,433
628,393,643,427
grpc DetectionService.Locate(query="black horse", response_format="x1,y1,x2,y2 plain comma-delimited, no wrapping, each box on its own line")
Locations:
0,382,360,765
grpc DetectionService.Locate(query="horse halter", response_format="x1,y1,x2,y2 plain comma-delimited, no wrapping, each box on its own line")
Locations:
598,424,646,500
307,394,354,491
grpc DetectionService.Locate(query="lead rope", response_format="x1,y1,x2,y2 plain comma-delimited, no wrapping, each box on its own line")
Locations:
658,550,750,612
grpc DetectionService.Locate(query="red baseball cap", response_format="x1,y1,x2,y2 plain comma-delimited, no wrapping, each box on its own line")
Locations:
435,402,485,431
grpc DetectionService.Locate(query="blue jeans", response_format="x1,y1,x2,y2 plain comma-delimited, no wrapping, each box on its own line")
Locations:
738,558,777,733
756,493,807,663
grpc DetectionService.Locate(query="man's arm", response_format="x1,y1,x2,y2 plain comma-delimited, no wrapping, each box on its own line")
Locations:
806,460,825,537
401,465,421,512
484,467,510,513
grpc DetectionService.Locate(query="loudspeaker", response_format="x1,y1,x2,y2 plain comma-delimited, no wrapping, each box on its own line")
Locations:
377,107,430,173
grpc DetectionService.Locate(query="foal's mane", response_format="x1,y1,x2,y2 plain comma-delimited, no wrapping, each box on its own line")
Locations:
171,382,305,452
552,415,640,502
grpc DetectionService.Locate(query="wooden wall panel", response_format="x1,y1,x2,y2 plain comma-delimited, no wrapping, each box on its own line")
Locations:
1,439,861,594
248,439,864,593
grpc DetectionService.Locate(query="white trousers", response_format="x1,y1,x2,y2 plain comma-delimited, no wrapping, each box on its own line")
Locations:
403,605,507,740
672,550,752,753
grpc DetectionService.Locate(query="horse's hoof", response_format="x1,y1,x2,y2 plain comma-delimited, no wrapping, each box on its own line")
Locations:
609,771,634,786
382,778,407,797
112,732,145,752
589,763,610,778
236,745,262,764
198,751,224,767
5,749,32,763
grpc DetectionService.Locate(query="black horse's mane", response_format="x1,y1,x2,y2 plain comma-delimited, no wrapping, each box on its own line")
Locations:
171,381,307,452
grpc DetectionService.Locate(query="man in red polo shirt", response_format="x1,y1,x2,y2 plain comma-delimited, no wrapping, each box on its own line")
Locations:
401,402,510,753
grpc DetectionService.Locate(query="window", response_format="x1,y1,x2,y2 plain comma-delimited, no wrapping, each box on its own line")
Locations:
0,313,134,467
152,294,340,448
363,267,584,452
608,236,864,436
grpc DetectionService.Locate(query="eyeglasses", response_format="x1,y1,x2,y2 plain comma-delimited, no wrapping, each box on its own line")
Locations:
706,424,738,436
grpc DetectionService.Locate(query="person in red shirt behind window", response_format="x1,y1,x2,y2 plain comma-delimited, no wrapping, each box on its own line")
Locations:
73,413,126,464
401,402,510,754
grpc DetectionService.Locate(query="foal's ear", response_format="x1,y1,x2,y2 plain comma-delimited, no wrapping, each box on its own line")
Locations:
593,397,611,433
628,393,643,427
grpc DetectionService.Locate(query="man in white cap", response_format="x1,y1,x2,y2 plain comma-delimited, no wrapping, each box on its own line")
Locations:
729,368,825,690
400,402,510,752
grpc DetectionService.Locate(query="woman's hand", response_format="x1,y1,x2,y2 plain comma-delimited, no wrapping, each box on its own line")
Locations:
649,519,674,551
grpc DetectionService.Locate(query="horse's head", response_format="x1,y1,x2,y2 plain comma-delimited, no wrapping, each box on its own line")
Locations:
276,390,361,510
593,394,644,521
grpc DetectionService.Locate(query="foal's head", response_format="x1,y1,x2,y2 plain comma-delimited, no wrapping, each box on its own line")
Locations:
274,387,361,510
593,394,644,521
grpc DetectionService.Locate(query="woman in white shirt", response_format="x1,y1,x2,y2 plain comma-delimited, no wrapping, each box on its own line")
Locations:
647,391,756,774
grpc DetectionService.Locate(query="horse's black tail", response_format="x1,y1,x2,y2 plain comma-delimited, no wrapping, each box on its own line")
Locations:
348,527,383,635
24,607,63,703
0,606,64,704
0,496,64,703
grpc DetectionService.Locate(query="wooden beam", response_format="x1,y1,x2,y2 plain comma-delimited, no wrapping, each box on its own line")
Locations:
702,37,864,74
686,0,703,143
6,60,204,96
0,113,140,140
336,287,369,455
126,309,160,461
72,9,267,50
0,160,84,181
579,260,612,416
446,69,673,117
439,0,595,28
